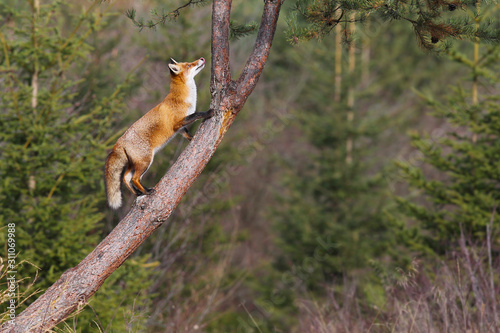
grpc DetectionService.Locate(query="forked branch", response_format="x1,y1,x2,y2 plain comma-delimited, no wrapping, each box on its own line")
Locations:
1,0,283,331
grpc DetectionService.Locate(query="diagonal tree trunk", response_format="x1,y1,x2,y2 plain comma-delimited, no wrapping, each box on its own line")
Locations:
2,0,283,331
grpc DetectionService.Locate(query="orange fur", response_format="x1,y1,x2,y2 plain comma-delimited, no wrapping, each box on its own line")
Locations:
105,58,209,209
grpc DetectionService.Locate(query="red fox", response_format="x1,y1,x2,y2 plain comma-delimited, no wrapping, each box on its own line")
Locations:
105,57,213,209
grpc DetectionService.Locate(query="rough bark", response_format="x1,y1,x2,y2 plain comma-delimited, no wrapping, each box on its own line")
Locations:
2,0,283,331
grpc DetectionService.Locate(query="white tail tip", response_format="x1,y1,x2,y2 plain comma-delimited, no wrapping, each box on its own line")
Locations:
108,192,122,210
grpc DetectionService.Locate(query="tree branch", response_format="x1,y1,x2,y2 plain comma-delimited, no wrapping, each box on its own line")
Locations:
235,0,283,109
211,0,232,91
127,0,208,30
3,1,283,332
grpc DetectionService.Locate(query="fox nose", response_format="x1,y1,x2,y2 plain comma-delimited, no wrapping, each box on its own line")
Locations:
200,57,205,63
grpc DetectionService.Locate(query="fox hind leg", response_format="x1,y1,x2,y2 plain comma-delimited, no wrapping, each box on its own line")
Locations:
123,166,142,196
130,154,154,196
123,149,153,196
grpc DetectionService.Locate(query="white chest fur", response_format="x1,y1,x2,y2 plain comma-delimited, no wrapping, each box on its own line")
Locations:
185,78,197,116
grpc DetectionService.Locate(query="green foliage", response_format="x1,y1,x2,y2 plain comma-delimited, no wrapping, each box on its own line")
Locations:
267,22,434,294
229,20,258,40
259,14,473,330
286,0,500,50
396,45,500,254
273,107,393,287
394,0,499,254
0,1,152,330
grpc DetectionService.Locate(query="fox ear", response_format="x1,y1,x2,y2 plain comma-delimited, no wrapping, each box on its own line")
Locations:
168,63,180,74
169,58,178,64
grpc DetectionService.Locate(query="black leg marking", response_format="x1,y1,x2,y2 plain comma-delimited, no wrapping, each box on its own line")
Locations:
131,182,144,196
181,127,193,141
181,109,214,127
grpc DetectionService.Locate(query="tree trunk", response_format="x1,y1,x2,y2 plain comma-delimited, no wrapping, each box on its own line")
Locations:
334,18,342,103
346,12,355,165
471,0,480,144
2,0,283,331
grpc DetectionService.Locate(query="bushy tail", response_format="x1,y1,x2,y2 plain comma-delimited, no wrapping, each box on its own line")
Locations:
105,148,127,209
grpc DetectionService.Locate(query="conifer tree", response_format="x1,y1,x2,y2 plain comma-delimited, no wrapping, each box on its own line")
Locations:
266,16,472,331
0,1,152,330
395,33,500,254
272,21,396,292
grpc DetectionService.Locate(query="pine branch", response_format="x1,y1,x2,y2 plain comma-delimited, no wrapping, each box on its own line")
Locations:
126,0,209,30
229,20,258,40
287,0,500,50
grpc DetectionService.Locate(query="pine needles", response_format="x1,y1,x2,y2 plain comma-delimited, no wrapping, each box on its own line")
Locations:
285,0,500,50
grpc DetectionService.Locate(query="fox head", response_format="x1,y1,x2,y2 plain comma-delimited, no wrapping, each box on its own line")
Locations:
168,58,205,80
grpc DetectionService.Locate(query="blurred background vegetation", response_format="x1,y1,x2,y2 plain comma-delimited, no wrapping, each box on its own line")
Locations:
0,0,499,332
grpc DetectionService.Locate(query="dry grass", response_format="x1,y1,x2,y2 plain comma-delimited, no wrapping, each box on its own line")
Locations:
297,233,500,333
0,255,41,326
